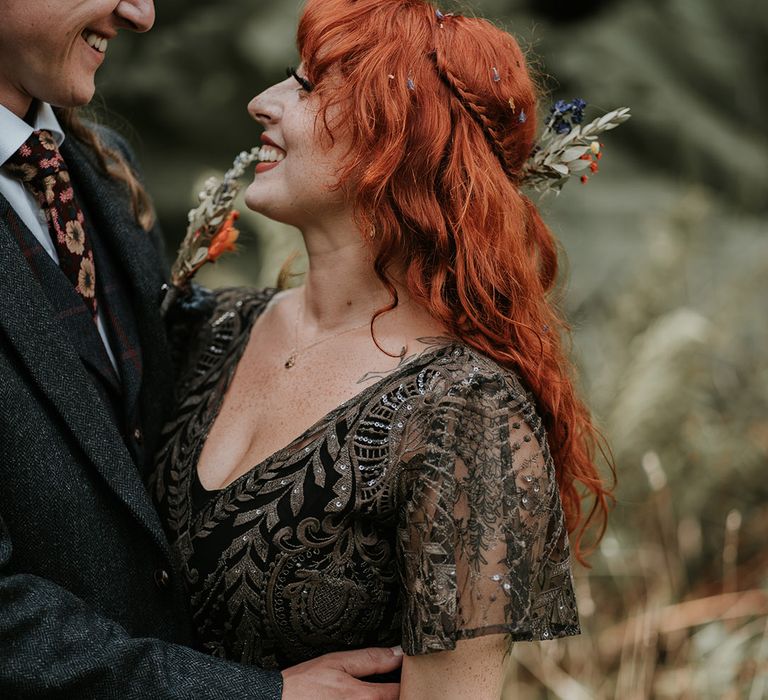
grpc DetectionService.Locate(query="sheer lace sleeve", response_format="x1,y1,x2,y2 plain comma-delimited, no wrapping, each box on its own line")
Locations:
394,369,580,655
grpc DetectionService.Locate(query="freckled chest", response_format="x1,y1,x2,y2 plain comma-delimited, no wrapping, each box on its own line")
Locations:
196,307,409,491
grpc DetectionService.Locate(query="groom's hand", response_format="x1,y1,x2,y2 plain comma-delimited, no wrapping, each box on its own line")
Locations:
281,646,403,699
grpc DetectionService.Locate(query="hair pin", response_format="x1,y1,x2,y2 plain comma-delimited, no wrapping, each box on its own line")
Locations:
407,77,416,91
492,67,501,82
518,109,527,124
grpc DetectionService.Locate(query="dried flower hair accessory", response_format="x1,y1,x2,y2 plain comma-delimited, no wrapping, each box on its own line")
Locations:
522,99,631,194
160,146,261,315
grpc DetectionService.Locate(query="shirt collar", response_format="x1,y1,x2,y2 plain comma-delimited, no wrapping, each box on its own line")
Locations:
0,101,66,167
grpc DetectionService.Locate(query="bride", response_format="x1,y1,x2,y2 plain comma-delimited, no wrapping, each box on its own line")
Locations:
152,0,612,697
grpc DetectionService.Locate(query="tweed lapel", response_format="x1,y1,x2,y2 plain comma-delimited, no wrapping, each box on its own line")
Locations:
60,136,174,463
77,187,141,415
3,202,122,393
0,192,172,560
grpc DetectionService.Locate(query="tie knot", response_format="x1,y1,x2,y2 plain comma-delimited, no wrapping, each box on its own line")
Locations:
4,129,66,185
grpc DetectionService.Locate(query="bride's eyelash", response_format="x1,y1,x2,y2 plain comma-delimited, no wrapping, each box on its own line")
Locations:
286,66,314,92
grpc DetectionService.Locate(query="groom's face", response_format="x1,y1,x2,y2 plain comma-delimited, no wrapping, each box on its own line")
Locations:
0,1,155,117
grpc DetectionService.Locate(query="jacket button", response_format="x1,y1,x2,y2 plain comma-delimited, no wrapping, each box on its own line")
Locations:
154,568,170,590
133,427,143,444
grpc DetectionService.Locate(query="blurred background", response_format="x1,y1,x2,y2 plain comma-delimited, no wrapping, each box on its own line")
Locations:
95,0,767,697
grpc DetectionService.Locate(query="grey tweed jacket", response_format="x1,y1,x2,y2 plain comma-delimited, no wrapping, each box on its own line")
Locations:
0,125,282,699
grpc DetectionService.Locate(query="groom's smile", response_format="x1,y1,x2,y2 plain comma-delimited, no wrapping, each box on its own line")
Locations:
82,29,113,55
0,0,155,118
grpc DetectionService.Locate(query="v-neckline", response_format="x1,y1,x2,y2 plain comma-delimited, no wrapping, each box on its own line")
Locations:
191,288,457,497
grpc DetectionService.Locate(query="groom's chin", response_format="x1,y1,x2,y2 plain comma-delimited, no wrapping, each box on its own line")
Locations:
48,80,97,110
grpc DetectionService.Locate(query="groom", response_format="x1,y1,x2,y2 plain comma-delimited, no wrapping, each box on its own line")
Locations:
0,1,400,698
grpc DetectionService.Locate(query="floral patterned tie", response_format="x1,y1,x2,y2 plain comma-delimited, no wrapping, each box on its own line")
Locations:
4,129,98,318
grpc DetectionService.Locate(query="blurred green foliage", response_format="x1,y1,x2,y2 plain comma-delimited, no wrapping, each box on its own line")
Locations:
94,0,767,696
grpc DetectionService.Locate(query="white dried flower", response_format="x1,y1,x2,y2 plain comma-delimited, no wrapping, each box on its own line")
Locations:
161,146,261,315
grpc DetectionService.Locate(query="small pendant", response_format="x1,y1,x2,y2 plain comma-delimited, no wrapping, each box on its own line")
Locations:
284,353,296,369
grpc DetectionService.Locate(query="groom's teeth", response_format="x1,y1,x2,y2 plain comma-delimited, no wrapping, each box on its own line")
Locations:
84,32,108,53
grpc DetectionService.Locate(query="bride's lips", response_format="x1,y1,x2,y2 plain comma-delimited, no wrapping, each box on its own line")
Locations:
255,161,280,173
260,134,284,150
255,134,286,174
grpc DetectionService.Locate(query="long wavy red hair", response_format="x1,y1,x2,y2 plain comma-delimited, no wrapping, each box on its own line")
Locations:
297,0,614,563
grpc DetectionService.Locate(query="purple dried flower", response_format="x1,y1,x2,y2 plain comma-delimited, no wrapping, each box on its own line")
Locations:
548,98,588,135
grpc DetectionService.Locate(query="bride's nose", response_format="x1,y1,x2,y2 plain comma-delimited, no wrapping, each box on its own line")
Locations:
248,85,285,126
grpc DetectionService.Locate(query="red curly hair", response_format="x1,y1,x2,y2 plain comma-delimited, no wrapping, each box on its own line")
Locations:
297,0,614,563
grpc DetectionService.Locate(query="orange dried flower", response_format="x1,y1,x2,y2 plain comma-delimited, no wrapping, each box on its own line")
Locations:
207,211,240,261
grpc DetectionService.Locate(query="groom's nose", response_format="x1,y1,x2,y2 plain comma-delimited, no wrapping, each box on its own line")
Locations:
114,0,156,33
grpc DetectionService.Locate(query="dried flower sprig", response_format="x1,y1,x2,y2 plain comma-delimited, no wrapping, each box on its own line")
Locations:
160,146,261,315
522,103,631,194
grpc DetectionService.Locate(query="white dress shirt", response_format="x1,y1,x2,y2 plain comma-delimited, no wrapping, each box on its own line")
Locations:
0,102,119,372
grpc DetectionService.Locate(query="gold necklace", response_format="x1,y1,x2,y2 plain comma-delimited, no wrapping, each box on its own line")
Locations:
284,299,372,369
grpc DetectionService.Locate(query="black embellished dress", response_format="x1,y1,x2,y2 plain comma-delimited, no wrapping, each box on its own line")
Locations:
151,287,580,670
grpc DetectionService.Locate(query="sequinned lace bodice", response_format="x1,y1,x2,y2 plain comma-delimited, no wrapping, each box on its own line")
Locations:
151,287,579,669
